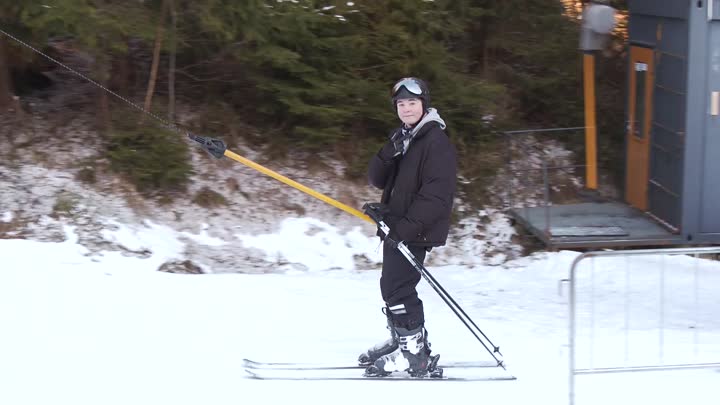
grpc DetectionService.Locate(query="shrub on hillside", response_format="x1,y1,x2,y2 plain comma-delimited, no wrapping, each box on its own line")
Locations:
106,126,193,194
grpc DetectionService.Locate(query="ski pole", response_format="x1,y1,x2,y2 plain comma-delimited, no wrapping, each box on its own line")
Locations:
411,253,503,356
403,243,505,368
406,248,506,368
362,203,505,368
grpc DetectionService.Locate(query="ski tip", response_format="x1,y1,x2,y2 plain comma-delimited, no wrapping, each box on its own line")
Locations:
244,369,263,380
242,358,260,367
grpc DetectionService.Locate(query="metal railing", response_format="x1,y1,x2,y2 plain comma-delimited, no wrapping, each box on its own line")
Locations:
501,127,591,235
568,247,720,405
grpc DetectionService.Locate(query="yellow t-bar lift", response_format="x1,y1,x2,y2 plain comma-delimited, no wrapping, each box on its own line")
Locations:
188,133,374,224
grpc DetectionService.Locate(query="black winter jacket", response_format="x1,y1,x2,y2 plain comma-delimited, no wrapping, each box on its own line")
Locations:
368,121,457,247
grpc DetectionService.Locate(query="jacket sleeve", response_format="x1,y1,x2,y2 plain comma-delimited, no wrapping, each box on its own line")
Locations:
368,141,398,190
394,132,457,241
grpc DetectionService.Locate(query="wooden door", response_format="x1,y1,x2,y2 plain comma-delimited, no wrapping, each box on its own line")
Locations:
625,46,655,210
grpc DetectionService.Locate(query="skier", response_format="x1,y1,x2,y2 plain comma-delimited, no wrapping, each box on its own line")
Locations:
360,77,458,377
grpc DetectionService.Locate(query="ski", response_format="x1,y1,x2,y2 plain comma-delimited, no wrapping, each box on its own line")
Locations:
243,357,517,381
244,369,516,382
242,358,502,371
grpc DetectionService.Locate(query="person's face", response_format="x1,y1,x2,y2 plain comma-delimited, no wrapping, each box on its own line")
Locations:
396,98,424,126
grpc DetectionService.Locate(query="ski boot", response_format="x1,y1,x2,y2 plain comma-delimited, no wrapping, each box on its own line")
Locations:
364,325,441,378
358,307,399,366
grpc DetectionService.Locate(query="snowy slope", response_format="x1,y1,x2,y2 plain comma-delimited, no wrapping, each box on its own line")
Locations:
0,218,718,405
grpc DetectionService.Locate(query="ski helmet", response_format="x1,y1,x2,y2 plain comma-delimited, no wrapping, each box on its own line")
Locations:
391,77,430,111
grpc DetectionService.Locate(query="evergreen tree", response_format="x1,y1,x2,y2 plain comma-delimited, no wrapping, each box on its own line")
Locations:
19,0,155,128
3,0,629,198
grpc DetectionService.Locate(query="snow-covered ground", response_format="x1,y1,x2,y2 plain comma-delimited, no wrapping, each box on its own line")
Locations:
1,216,718,405
0,136,522,273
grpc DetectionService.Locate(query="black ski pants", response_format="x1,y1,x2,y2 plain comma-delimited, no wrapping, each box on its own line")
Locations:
380,240,427,330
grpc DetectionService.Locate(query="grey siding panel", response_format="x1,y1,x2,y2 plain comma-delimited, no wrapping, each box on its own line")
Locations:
700,171,720,232
708,22,720,91
629,0,689,19
712,0,720,20
652,124,685,153
628,15,658,46
655,53,686,92
644,10,688,230
657,19,689,56
700,142,720,232
650,136,683,195
648,183,681,228
653,87,686,132
698,21,720,233
680,3,708,237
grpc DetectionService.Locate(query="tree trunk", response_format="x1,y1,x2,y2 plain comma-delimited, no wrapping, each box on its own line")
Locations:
141,0,168,124
0,37,14,109
168,0,176,124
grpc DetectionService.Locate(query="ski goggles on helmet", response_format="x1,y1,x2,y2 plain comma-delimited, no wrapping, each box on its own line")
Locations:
392,78,425,97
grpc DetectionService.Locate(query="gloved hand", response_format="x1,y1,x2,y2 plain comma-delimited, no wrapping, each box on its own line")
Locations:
363,202,390,224
383,230,403,250
378,129,407,161
363,202,404,248
389,129,407,155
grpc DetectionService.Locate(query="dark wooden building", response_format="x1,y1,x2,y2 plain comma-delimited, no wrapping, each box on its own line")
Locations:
510,0,720,248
